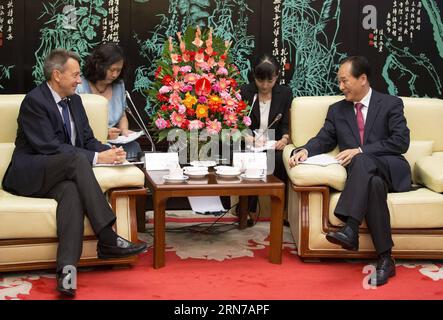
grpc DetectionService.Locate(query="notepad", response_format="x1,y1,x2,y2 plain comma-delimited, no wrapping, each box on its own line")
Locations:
300,154,340,166
93,161,144,167
108,131,144,144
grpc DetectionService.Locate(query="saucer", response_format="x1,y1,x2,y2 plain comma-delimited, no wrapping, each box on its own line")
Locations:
185,171,208,178
163,175,189,182
240,173,265,181
216,171,241,178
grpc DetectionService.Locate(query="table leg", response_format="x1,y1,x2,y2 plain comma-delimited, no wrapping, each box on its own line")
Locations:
153,193,167,269
269,193,284,264
238,196,249,229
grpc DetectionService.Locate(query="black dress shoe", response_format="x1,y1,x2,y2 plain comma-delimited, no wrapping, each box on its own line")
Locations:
325,225,359,251
97,236,147,259
56,272,76,297
369,255,396,287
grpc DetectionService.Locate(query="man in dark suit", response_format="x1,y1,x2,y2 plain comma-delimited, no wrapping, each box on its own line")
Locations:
289,56,411,286
2,49,147,296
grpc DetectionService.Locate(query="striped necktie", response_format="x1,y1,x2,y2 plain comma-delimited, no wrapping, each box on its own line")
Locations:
59,98,72,144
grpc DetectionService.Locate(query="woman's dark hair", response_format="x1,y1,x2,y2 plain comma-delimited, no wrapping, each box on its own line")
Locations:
83,42,126,83
252,54,280,81
340,56,372,82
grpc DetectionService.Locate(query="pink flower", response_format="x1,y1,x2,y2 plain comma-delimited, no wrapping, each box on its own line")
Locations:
212,83,221,92
180,85,193,93
178,104,186,114
184,73,198,84
176,32,186,53
159,85,171,94
180,65,192,73
192,26,204,47
224,97,237,110
218,78,229,90
205,119,222,135
198,62,211,72
219,91,231,100
172,65,180,77
155,117,168,129
170,111,186,127
216,67,228,76
195,52,205,63
188,119,204,130
242,116,251,126
171,81,183,92
169,92,182,106
198,96,208,104
207,57,216,68
223,113,238,126
171,54,180,64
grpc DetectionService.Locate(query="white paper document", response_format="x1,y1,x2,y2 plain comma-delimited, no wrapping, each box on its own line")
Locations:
300,154,340,166
188,196,226,214
250,140,276,152
93,161,144,167
108,131,144,144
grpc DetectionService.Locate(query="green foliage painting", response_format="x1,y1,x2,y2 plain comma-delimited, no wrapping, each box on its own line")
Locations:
0,65,14,90
282,0,346,97
133,0,255,114
32,0,107,85
381,0,442,97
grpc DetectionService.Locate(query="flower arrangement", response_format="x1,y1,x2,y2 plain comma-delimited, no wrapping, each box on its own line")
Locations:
148,26,251,143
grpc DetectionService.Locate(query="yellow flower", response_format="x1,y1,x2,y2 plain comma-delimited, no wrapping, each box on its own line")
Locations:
195,104,208,119
208,95,222,106
183,92,197,109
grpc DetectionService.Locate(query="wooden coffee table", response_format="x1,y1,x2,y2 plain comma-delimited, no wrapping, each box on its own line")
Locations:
144,170,285,269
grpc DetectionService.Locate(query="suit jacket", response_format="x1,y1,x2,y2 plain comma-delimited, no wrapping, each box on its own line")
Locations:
302,90,411,192
240,83,292,140
2,83,109,196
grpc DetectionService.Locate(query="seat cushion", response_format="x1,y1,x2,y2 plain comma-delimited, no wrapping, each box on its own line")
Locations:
415,156,443,193
0,190,95,239
329,188,443,229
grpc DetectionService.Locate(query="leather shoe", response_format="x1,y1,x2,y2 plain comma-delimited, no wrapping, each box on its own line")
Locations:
97,236,147,259
56,272,76,297
325,225,359,251
368,255,396,287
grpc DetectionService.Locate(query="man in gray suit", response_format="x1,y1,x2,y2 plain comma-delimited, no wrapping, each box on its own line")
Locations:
289,56,411,286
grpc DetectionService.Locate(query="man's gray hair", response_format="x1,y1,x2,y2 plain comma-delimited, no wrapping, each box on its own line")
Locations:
43,49,81,81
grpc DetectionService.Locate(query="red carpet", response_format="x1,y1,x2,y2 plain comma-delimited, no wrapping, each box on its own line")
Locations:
1,218,443,300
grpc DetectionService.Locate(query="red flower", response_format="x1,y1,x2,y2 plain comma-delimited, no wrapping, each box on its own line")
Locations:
237,100,246,112
186,108,196,116
195,77,212,96
157,93,169,102
162,75,174,85
155,66,162,79
229,78,237,89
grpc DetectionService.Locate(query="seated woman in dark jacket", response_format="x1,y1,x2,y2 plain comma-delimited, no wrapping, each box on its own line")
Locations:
240,54,293,217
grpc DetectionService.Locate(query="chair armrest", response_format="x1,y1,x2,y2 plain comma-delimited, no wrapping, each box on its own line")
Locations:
93,165,145,193
415,155,443,193
283,147,347,191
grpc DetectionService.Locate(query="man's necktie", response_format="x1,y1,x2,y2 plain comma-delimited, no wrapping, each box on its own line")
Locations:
59,98,72,144
354,102,365,145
